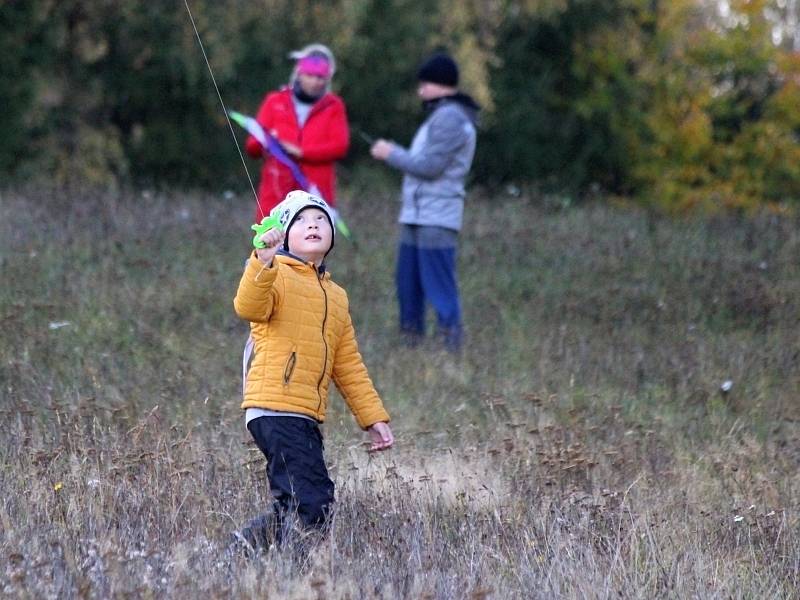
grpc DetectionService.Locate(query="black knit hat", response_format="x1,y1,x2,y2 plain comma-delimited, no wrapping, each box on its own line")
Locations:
417,52,459,87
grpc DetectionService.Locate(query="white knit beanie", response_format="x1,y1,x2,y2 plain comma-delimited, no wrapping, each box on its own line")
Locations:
270,190,335,253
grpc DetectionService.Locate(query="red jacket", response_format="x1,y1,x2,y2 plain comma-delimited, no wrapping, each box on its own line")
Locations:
245,87,349,218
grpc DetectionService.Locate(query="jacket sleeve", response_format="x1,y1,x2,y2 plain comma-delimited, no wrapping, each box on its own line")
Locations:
233,253,282,322
245,136,264,158
385,106,469,179
300,99,350,164
332,308,390,429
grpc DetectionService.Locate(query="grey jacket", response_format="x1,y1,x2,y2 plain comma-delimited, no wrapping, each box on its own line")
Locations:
386,93,479,232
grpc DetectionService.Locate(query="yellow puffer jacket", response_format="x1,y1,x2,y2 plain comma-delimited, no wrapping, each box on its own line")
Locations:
233,253,390,429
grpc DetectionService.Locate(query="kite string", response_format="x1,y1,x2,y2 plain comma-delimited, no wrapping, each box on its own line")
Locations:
183,0,264,221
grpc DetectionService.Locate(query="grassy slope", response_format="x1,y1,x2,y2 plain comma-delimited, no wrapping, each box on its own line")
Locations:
1,182,799,598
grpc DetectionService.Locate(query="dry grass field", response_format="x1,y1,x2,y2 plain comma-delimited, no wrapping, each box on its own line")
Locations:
1,181,799,598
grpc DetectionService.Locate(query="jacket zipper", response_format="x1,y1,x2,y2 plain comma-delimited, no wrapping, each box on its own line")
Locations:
315,270,329,413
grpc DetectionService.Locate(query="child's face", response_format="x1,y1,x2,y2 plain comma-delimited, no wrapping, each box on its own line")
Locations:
287,207,333,265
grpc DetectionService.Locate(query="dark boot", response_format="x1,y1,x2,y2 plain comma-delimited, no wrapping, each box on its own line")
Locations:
230,513,276,557
438,325,463,354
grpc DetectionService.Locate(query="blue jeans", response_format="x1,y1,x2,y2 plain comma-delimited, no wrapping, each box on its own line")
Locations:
396,224,462,350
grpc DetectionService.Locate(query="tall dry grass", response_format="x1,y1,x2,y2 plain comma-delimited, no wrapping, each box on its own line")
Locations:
1,182,799,598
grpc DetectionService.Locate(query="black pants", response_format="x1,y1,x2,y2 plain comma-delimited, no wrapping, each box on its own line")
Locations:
242,416,334,547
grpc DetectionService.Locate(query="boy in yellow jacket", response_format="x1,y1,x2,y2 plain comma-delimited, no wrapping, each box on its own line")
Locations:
233,190,393,551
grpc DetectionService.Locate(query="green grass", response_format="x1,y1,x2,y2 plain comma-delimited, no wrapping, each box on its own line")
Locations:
1,182,799,597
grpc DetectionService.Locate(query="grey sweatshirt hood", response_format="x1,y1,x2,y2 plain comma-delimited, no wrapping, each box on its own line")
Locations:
423,92,480,124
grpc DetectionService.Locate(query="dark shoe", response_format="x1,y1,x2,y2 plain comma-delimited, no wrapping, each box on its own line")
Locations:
438,326,463,354
231,513,276,556
225,530,258,560
399,329,424,348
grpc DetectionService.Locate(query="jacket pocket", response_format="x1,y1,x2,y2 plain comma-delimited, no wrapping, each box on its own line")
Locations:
283,351,297,385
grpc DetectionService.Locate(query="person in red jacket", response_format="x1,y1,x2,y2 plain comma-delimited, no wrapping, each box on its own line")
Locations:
245,44,350,220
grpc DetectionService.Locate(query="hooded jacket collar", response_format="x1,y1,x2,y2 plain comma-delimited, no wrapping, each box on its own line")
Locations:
423,92,481,124
279,86,336,119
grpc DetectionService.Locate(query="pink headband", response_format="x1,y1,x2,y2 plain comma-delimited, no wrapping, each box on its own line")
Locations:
297,56,331,78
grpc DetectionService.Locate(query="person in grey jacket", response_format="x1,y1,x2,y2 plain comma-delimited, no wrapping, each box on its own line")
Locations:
371,51,479,352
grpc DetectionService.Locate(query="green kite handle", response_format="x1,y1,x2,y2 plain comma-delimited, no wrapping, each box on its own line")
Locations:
251,214,283,249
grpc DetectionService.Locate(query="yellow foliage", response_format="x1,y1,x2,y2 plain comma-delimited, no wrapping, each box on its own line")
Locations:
514,0,568,18
48,125,128,189
630,0,800,213
766,52,800,128
435,0,500,111
676,106,713,161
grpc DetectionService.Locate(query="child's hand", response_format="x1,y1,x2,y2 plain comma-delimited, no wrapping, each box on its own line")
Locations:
255,228,285,266
367,422,394,452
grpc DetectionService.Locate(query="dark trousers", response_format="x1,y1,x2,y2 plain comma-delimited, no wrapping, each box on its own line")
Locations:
396,224,462,350
241,416,334,548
